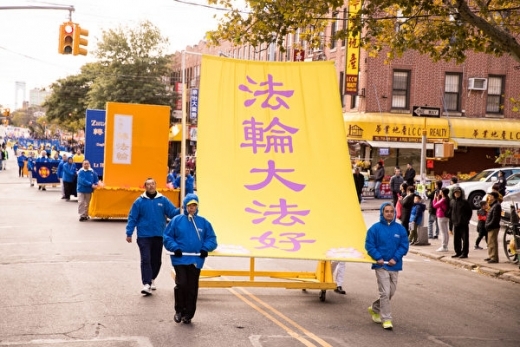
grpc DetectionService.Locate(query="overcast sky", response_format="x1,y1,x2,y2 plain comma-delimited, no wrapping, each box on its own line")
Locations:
0,0,224,110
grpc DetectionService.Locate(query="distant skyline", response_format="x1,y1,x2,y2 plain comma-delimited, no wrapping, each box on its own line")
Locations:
0,0,224,110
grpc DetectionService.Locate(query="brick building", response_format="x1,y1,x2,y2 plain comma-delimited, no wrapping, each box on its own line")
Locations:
170,2,520,180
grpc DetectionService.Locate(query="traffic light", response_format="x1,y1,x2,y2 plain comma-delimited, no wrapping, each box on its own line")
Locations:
58,22,74,55
73,24,88,56
2,108,10,117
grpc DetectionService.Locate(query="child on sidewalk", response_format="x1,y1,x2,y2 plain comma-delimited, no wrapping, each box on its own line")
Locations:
409,194,426,245
475,200,488,250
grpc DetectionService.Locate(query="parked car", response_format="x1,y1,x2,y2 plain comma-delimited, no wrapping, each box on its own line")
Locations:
501,191,520,221
448,167,520,209
504,173,520,195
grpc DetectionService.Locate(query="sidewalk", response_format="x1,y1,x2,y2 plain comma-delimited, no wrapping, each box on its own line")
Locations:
360,196,520,284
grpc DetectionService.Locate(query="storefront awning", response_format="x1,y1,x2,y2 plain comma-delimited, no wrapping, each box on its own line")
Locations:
366,140,434,150
451,138,520,148
447,117,520,148
344,113,450,143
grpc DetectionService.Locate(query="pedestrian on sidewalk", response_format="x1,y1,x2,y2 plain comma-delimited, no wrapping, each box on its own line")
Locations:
426,180,442,239
449,187,472,259
374,162,385,199
484,192,502,263
163,193,218,324
475,200,488,250
433,188,451,252
126,178,180,295
353,167,365,204
389,168,404,207
400,185,415,235
409,194,426,244
365,202,409,330
403,163,416,186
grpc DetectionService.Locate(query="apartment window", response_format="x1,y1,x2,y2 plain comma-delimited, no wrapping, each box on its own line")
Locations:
391,70,410,109
444,73,461,111
330,12,338,49
487,76,504,114
342,8,347,47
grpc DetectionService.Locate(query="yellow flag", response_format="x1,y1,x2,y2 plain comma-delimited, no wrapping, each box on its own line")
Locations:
198,55,371,262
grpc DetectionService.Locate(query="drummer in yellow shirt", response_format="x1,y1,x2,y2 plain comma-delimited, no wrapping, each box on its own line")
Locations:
72,149,85,163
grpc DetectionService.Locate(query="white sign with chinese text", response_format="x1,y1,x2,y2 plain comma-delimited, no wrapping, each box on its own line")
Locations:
112,114,133,164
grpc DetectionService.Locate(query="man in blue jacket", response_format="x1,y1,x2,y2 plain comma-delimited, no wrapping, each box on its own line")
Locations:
126,178,180,296
365,202,409,330
163,193,217,324
76,160,99,221
57,154,68,198
173,168,195,196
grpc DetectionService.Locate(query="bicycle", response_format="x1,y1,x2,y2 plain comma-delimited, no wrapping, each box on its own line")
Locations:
503,222,519,264
502,204,520,266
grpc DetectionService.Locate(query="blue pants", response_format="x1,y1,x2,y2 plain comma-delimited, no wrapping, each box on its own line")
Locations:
137,236,163,285
428,213,439,238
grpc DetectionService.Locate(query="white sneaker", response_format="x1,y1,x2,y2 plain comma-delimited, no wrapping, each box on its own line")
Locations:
141,284,152,295
150,280,156,291
436,246,448,252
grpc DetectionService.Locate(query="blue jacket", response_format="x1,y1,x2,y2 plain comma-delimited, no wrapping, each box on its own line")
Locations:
17,155,27,167
126,192,180,238
77,168,99,193
365,202,409,271
163,194,218,269
57,160,66,179
62,162,77,183
174,174,194,193
167,172,176,184
27,157,35,171
410,202,426,225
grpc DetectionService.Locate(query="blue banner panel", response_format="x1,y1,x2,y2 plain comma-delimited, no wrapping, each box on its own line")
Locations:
85,109,106,178
34,162,60,184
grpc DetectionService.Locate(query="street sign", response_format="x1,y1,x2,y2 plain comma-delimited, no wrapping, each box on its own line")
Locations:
412,106,441,117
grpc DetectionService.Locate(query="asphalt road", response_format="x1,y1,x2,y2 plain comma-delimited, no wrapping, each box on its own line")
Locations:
0,155,519,347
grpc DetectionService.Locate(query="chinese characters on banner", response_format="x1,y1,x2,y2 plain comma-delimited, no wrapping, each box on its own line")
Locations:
85,109,105,177
190,88,199,121
345,0,363,95
112,115,132,165
197,55,372,262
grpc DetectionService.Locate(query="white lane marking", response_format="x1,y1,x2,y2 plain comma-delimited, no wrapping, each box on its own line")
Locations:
0,336,153,346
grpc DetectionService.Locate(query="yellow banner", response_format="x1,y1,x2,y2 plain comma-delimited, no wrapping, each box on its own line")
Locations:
198,55,371,262
104,102,170,188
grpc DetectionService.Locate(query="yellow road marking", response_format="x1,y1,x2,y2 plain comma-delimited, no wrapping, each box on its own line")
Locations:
237,288,333,347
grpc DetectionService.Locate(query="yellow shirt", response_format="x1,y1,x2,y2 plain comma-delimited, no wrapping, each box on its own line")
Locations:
73,154,85,163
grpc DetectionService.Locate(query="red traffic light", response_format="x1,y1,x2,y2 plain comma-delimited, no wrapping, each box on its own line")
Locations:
59,22,75,55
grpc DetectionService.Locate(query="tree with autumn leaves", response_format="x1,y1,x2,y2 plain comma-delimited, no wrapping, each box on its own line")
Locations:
207,0,520,63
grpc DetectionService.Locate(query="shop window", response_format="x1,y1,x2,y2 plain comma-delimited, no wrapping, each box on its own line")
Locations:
391,70,410,109
486,76,504,114
444,73,461,111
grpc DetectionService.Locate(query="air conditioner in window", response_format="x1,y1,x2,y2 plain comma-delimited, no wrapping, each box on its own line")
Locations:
468,78,487,90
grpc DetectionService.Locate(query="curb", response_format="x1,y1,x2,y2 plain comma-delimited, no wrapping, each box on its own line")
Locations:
408,249,520,283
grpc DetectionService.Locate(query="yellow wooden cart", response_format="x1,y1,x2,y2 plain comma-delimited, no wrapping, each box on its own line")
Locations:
172,257,337,302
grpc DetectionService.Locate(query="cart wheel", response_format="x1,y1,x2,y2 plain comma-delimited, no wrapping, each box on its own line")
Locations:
319,290,326,302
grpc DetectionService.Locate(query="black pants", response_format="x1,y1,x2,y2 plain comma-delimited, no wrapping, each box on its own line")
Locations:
173,264,201,319
137,236,163,285
475,227,488,247
453,224,470,256
392,192,399,207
